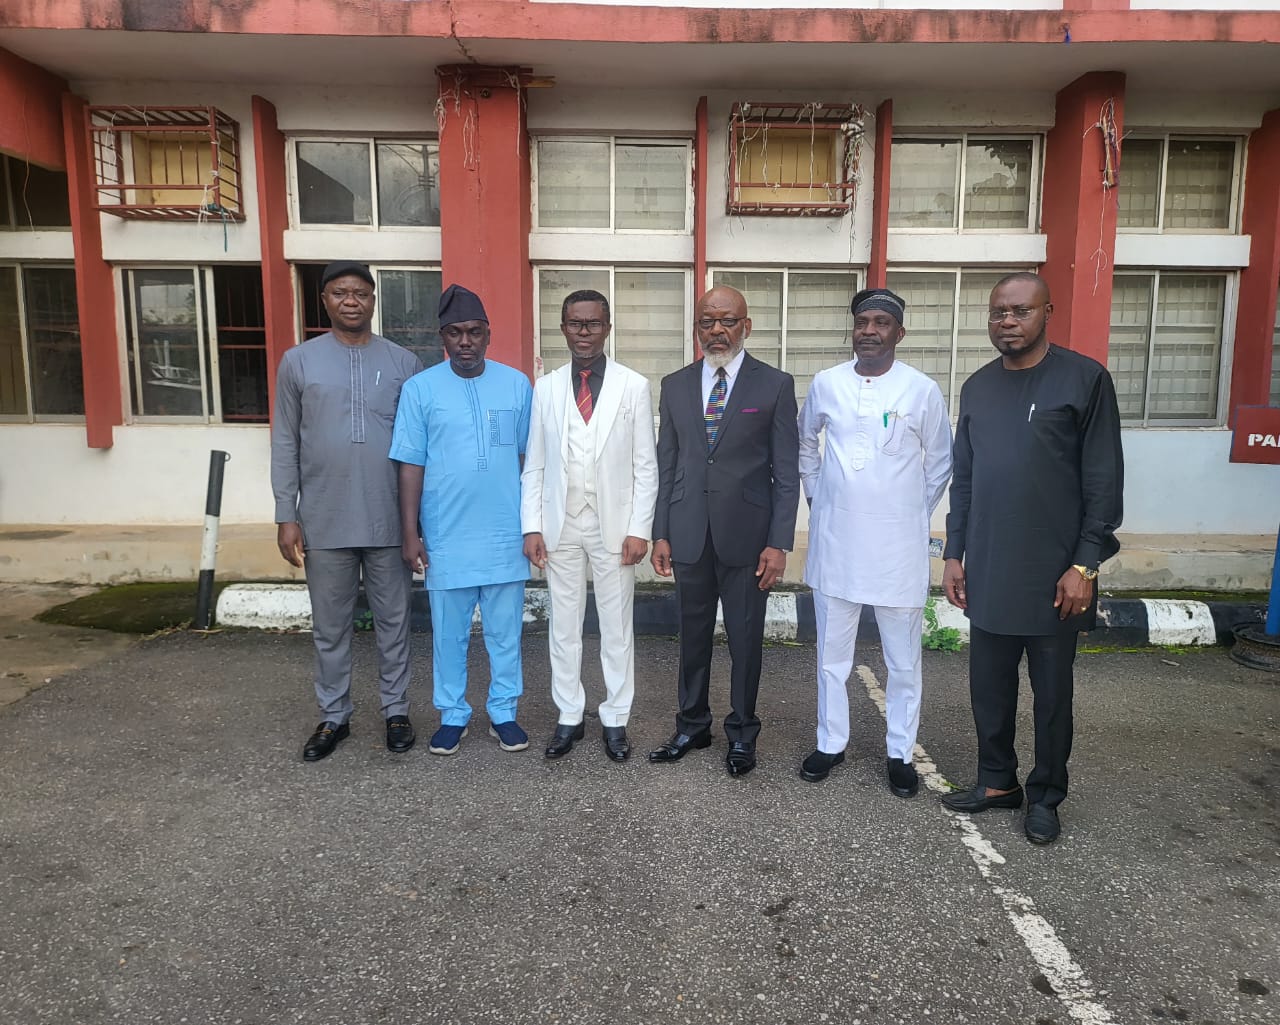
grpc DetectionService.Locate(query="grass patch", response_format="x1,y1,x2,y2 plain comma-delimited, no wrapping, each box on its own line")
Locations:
36,582,231,634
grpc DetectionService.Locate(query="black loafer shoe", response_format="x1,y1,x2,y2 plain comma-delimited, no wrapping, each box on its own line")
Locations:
648,730,712,763
303,721,350,762
940,783,1024,813
725,741,757,777
545,722,585,760
1024,803,1061,845
385,715,415,753
887,757,919,798
602,725,630,762
800,749,845,783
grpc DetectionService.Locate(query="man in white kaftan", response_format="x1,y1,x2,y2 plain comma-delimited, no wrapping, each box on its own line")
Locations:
797,288,952,797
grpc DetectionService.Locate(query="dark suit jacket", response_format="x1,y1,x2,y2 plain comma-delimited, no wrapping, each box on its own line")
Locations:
653,353,800,567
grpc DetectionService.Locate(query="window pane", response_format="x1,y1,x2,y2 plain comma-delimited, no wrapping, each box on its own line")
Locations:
1271,289,1280,406
615,144,687,230
735,128,840,206
1116,139,1161,229
379,269,443,368
211,266,268,422
0,160,11,227
964,140,1033,230
615,271,686,409
1149,273,1224,420
5,160,71,228
537,268,610,375
786,271,857,404
886,271,956,404
128,269,204,416
537,140,610,229
297,264,331,339
376,142,440,227
0,267,27,414
713,270,781,370
1107,275,1154,420
24,267,82,416
1164,139,1235,231
956,271,1007,397
296,142,373,225
889,140,959,229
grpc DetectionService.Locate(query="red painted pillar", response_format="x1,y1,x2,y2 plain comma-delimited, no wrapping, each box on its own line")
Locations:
694,96,708,296
1231,108,1280,413
252,95,295,420
436,65,533,376
62,92,121,449
1040,72,1126,365
868,99,893,290
0,48,66,170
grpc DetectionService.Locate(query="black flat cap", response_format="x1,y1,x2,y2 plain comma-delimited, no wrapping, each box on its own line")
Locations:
321,261,375,288
438,284,489,328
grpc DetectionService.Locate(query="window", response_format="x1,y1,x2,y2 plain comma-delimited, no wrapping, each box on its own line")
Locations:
534,138,690,231
0,156,71,230
124,266,268,421
1108,271,1229,424
536,266,688,408
884,268,1023,410
87,106,243,219
727,103,863,216
1116,136,1240,232
889,136,1038,231
710,268,862,403
297,264,443,368
0,265,82,419
293,140,439,227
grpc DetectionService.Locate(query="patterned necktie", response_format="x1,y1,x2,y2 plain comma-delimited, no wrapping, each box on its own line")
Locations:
576,368,593,424
705,367,727,447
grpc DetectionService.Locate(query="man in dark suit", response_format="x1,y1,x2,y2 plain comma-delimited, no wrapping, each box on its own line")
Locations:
648,285,801,777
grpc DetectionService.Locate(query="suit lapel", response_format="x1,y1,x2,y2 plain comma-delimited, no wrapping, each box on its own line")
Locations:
687,360,706,437
708,353,755,454
552,364,572,463
592,357,624,451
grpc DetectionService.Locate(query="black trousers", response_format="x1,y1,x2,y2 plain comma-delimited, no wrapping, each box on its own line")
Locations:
969,624,1079,809
672,527,768,744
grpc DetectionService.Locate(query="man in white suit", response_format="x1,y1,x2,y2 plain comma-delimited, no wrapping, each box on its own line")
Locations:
522,290,659,761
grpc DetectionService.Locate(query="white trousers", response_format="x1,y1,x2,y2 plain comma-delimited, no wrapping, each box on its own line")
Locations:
813,590,923,762
544,505,636,727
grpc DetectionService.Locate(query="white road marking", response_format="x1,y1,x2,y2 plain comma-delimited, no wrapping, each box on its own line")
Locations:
856,664,1117,1025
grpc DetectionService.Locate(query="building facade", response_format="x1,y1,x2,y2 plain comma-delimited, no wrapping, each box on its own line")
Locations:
0,1,1278,581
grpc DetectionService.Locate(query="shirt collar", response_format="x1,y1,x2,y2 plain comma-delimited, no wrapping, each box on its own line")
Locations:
703,347,746,384
571,352,607,378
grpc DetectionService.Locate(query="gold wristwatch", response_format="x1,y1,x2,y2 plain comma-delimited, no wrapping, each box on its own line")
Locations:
1072,564,1099,581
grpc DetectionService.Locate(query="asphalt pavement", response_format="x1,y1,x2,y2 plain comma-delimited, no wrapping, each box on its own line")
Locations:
0,629,1275,1025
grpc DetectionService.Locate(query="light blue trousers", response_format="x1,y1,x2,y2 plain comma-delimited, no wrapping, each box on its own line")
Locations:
429,581,525,726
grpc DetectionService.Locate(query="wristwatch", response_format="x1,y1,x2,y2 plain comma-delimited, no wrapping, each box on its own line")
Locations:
1072,564,1099,581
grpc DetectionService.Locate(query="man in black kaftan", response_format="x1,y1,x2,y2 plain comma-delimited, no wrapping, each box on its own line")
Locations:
941,273,1123,845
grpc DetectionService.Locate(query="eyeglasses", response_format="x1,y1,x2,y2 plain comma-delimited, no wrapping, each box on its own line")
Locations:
987,306,1043,323
328,289,373,302
697,317,743,331
563,320,607,333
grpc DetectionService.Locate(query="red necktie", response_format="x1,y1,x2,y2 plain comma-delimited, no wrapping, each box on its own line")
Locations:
576,369,593,424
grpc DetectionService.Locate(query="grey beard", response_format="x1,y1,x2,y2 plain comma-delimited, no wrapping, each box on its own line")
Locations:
704,344,741,370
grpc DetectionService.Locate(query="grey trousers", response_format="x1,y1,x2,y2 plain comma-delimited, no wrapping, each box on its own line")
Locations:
305,546,412,723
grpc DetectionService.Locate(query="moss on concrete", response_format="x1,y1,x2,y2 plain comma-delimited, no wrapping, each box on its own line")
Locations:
36,582,231,634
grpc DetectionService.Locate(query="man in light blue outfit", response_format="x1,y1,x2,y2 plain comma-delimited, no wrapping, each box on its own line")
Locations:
391,284,534,756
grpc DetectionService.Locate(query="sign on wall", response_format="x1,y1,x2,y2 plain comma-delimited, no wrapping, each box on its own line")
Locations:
1230,406,1280,465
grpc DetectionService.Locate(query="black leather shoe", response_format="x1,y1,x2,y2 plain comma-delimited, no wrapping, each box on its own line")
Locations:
303,721,350,762
887,757,919,798
725,741,757,777
544,722,585,760
1024,803,1061,845
800,749,845,783
940,783,1024,813
602,725,630,762
385,715,415,754
647,730,712,763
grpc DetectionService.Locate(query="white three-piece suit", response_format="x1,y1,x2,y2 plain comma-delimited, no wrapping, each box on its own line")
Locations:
520,358,659,726
799,359,953,761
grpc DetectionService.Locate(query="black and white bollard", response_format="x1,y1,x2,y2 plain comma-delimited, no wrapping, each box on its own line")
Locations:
194,450,231,630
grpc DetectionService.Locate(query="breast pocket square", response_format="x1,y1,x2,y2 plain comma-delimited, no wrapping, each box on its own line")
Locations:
741,407,759,413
